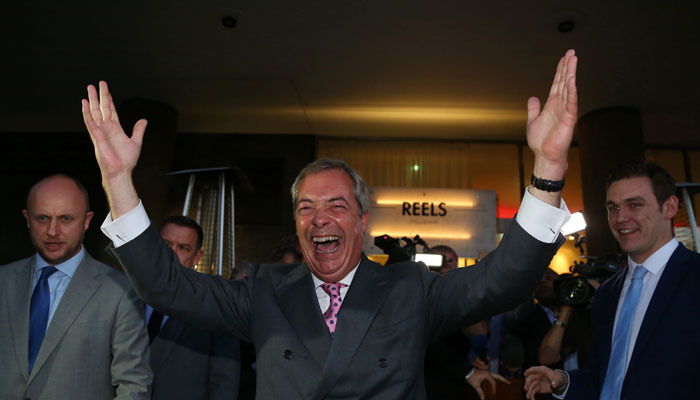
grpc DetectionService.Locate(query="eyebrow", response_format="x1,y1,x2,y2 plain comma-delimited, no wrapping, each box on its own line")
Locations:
606,196,646,206
297,196,350,206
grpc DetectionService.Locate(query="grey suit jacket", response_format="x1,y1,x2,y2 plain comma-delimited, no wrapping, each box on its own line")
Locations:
0,251,152,400
151,316,241,400
112,221,562,399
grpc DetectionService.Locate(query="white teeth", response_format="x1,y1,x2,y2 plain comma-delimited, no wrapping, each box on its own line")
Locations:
620,229,634,233
312,235,340,243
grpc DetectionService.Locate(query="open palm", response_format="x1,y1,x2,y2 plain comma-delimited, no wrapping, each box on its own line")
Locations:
526,50,578,167
82,81,147,181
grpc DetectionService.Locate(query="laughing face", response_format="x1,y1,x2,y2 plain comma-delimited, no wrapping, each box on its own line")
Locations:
606,176,678,264
22,176,94,266
295,169,368,283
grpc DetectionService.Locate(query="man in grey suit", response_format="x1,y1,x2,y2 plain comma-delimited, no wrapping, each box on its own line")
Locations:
0,174,151,399
83,49,578,399
149,215,241,399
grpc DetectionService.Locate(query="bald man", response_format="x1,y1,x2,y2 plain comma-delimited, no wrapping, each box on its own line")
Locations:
0,174,151,399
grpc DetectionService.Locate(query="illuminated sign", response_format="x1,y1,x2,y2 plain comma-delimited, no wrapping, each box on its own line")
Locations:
364,187,497,259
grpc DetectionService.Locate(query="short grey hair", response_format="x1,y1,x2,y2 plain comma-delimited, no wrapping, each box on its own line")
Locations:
290,158,370,218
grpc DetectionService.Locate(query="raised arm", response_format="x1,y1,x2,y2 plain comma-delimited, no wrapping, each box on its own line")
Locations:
82,81,146,218
526,49,578,207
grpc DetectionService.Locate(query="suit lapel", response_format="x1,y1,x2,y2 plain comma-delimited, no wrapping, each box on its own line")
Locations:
6,257,34,381
275,263,332,370
312,256,397,400
28,254,102,383
150,317,186,371
629,245,691,368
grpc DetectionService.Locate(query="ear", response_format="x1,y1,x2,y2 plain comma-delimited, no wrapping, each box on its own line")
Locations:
360,212,369,234
84,211,95,231
662,195,679,220
22,210,30,228
193,248,204,266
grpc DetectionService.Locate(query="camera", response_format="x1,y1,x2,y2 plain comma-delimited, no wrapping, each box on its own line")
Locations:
374,234,442,267
553,235,622,306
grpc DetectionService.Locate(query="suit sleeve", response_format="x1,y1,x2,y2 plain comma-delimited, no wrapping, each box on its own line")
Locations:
425,221,564,341
111,286,152,400
109,226,254,341
207,334,242,399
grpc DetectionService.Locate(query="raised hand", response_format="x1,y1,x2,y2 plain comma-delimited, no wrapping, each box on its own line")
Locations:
523,365,567,399
526,50,578,205
82,81,146,218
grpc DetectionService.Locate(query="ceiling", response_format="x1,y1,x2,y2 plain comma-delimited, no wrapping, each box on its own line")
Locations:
2,0,699,144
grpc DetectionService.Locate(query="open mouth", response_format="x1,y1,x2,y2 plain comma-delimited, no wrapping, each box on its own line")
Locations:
312,235,341,254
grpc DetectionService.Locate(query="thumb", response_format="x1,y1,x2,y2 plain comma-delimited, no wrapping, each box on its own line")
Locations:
527,97,541,125
131,119,148,146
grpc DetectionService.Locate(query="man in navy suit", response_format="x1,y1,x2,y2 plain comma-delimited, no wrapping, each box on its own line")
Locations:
524,160,700,399
149,215,240,400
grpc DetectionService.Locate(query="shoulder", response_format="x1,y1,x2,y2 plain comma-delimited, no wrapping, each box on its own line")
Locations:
81,253,132,290
0,255,34,276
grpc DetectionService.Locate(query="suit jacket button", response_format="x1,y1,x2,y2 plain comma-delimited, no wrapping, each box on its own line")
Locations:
377,358,388,368
283,349,293,359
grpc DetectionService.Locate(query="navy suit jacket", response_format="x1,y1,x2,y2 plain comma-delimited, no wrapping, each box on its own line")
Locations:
111,221,562,400
568,244,700,400
151,316,241,400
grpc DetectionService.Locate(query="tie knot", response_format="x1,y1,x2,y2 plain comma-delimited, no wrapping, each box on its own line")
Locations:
39,266,58,281
632,265,647,280
321,282,346,295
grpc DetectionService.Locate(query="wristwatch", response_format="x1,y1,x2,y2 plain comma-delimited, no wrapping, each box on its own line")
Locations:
464,368,475,382
531,175,565,192
553,319,567,327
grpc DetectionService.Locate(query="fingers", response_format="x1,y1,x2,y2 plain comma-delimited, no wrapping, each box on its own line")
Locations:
87,84,103,123
474,384,485,400
99,81,112,121
81,99,97,139
493,373,510,384
549,54,565,97
527,97,541,125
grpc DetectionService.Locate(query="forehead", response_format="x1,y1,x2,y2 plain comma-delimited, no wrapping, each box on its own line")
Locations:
606,176,655,203
298,169,356,203
28,178,86,213
160,224,198,245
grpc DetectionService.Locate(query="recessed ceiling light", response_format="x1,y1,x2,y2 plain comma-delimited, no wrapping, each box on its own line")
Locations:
221,16,237,29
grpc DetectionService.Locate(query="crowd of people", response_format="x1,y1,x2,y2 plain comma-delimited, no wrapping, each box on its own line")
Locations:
1,48,698,400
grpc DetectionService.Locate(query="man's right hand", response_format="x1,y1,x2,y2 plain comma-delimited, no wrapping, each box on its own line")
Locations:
524,366,567,399
82,81,146,218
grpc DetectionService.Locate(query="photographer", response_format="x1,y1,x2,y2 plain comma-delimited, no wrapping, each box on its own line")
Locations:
509,269,590,372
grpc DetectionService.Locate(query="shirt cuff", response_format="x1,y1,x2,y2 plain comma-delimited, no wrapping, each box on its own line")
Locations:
552,370,570,399
515,187,570,244
100,200,151,248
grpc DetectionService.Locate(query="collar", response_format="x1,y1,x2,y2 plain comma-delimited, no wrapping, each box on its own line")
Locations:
311,259,362,288
627,238,679,277
34,246,85,278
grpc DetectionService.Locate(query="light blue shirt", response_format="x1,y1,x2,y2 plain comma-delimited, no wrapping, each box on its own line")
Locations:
145,304,169,328
32,246,85,331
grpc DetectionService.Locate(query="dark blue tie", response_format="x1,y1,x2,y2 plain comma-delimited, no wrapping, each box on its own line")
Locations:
600,265,647,400
28,266,58,372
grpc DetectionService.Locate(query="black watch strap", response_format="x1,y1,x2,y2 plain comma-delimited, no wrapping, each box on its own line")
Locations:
530,175,565,192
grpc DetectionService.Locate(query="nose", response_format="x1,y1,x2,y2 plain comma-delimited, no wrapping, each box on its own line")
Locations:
47,219,59,236
311,207,331,228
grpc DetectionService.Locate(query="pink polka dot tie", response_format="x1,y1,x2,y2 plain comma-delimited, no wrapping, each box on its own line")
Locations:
321,282,346,337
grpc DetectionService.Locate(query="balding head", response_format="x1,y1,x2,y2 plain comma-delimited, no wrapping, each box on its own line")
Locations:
23,175,94,265
26,174,90,213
